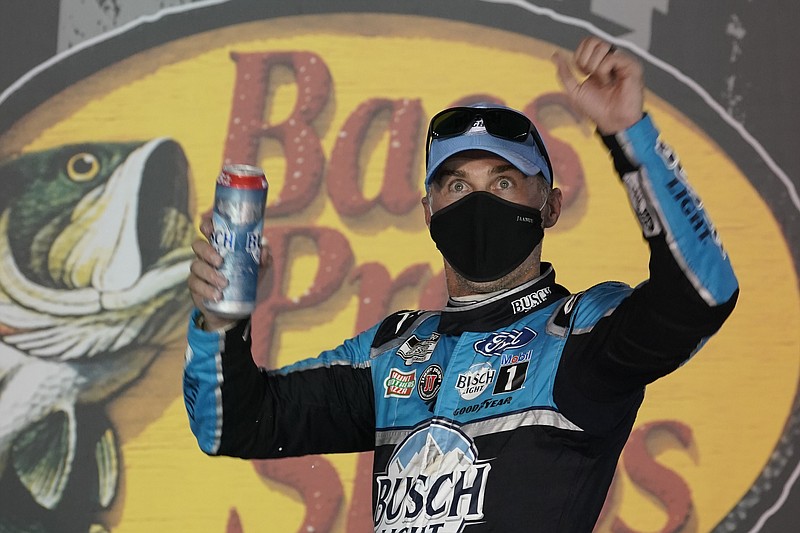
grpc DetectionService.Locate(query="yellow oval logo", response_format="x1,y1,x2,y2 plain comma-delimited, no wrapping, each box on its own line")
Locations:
0,11,797,533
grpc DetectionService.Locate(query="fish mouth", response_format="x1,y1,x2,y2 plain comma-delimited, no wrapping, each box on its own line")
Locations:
137,139,194,275
0,138,195,320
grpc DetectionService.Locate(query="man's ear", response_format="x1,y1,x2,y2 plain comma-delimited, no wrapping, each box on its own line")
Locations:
421,196,432,227
543,187,563,228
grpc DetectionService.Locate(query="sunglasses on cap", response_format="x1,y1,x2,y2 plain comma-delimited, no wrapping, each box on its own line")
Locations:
425,106,553,178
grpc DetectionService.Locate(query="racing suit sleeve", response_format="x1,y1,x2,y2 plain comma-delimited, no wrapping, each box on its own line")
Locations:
183,312,376,458
554,114,739,431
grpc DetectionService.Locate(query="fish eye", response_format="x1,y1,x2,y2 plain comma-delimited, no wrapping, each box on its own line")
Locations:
66,152,100,182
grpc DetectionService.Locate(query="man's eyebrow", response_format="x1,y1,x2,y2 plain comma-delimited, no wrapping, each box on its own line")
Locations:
437,168,468,179
490,164,518,175
437,164,519,180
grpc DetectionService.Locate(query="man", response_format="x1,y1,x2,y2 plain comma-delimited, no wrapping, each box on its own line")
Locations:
184,37,738,532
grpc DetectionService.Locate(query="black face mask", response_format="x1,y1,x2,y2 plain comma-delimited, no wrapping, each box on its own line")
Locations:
429,191,545,282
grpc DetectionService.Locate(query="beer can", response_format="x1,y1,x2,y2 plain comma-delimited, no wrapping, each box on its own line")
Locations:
204,164,268,318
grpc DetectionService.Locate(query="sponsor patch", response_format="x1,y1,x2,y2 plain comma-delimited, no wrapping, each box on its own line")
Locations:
418,364,443,402
510,286,553,314
372,310,429,350
623,173,661,238
563,293,579,315
655,140,724,250
396,332,440,366
493,361,529,394
474,327,537,357
499,350,532,366
384,368,416,398
455,362,496,400
491,350,532,394
374,422,490,532
453,396,513,417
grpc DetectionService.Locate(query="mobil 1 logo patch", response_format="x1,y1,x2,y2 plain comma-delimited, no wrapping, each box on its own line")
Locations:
418,364,443,402
493,351,532,394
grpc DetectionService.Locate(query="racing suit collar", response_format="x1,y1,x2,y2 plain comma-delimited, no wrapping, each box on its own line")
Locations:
438,263,570,335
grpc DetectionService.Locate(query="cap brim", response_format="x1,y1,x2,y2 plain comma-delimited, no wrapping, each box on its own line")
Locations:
425,132,551,191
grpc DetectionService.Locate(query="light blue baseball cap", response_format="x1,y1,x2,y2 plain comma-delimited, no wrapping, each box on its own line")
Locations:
424,104,553,192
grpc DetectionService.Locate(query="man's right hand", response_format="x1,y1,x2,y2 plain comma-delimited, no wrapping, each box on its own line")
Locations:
552,36,644,136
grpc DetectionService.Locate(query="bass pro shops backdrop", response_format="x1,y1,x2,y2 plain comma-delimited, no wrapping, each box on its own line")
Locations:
0,1,798,532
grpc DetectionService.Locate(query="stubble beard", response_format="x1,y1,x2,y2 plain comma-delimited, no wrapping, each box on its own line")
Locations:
444,243,544,298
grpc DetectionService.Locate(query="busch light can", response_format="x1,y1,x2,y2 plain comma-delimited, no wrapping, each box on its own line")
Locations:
205,164,268,318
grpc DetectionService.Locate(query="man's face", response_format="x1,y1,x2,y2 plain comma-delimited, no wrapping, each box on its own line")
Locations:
423,150,554,222
422,150,562,295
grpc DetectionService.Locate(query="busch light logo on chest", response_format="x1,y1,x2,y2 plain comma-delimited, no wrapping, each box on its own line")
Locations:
374,423,490,533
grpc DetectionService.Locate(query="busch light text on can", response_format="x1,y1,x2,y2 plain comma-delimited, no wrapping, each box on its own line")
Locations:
205,164,268,318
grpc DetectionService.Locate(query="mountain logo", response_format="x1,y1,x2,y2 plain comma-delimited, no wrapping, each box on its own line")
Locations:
374,421,490,532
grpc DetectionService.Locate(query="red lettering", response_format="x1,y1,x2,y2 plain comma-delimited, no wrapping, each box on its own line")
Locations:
347,452,376,531
247,230,349,531
253,456,343,533
612,421,694,533
350,262,431,332
523,93,585,208
328,98,424,216
224,51,331,216
418,269,448,310
225,508,243,533
448,95,504,106
250,226,353,368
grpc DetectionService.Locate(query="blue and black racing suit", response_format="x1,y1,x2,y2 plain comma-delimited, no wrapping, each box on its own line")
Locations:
183,115,738,532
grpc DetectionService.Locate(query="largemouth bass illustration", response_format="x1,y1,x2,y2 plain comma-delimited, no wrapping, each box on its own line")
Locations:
0,139,195,531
